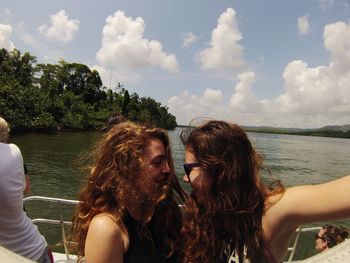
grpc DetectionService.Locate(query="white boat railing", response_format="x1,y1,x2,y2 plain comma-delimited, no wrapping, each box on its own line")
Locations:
285,226,321,262
23,196,80,262
23,196,325,262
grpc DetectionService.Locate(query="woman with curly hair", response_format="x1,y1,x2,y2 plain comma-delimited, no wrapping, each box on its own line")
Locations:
315,224,349,252
180,120,350,263
70,121,186,263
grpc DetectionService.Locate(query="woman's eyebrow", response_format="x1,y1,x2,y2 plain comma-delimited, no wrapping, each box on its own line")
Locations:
152,154,165,160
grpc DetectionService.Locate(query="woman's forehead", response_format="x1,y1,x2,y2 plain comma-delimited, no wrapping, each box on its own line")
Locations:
144,138,166,156
319,229,326,235
185,150,197,162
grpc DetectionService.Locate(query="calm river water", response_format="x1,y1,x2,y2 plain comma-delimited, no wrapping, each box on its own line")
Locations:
11,128,350,260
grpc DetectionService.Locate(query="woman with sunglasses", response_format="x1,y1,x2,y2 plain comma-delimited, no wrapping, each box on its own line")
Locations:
315,224,349,252
180,120,350,263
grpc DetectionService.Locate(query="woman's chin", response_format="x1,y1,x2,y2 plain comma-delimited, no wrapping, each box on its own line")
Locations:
191,191,207,205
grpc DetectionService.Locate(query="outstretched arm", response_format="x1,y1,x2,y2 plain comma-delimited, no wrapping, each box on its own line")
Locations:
280,175,350,226
264,175,350,262
85,213,128,263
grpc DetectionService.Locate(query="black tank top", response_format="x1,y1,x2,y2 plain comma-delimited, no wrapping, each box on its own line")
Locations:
123,214,178,263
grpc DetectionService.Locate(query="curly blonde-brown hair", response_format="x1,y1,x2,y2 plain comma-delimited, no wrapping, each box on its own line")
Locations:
0,117,10,142
70,121,186,261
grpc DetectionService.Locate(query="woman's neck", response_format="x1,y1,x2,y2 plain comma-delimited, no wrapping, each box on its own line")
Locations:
126,199,147,221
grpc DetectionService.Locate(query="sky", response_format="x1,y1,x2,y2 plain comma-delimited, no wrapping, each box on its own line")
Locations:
0,0,350,128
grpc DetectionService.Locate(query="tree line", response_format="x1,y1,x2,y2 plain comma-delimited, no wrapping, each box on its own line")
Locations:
244,127,350,139
0,48,177,132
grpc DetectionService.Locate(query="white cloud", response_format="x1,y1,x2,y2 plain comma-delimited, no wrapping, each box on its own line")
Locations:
229,72,262,113
91,64,142,87
203,88,223,105
169,21,350,128
196,8,246,72
182,32,198,47
273,21,350,120
15,22,64,63
96,10,179,78
17,22,39,48
0,24,15,50
298,15,311,36
324,21,350,72
38,10,79,44
167,88,225,125
319,0,335,10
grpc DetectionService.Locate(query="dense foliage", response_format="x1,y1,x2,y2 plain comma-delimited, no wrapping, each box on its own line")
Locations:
0,48,177,132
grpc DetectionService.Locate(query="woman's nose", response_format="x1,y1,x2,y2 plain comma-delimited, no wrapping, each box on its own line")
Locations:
162,160,170,173
183,174,189,182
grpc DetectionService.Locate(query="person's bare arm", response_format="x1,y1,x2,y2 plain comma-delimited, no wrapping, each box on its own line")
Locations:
281,175,350,225
23,174,31,196
264,175,350,261
85,214,129,263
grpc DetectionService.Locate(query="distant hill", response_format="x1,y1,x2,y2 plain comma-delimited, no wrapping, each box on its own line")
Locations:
319,125,350,132
177,124,350,139
243,126,307,133
244,124,350,139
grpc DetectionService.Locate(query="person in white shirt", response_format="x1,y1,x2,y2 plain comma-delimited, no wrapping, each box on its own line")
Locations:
0,117,52,263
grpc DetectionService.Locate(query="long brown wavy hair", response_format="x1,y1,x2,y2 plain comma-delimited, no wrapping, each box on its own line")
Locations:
180,120,284,263
70,121,187,262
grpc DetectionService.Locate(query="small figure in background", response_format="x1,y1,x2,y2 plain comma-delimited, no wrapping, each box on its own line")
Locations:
100,113,127,132
315,224,349,252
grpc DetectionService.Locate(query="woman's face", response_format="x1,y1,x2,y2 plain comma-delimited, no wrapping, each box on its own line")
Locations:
138,138,171,201
315,229,328,252
183,149,213,204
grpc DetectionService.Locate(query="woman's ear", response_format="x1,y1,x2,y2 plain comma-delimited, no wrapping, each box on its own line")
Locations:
321,239,329,250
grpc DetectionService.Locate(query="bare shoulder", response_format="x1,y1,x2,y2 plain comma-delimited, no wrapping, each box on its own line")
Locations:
263,191,293,234
85,213,129,263
263,187,311,241
263,191,304,262
88,212,129,245
89,213,121,232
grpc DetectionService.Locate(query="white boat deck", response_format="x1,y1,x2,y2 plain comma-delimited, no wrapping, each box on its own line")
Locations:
0,246,34,263
298,238,350,263
52,252,76,263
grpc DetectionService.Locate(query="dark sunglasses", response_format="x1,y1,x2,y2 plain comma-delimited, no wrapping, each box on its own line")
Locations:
322,224,333,229
183,163,200,177
315,234,324,240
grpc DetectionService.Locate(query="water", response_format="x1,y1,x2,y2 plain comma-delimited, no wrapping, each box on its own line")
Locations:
11,129,350,260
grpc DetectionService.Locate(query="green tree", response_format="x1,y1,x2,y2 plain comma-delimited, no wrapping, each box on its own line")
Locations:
121,89,130,115
1,48,177,132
